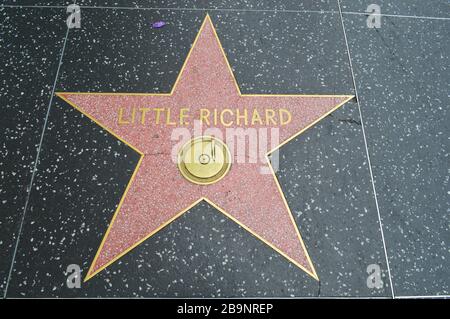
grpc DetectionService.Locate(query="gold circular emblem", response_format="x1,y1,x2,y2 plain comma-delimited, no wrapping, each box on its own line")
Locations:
178,136,231,185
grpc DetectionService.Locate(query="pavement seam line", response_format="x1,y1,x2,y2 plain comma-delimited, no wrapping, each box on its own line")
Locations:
337,0,395,298
3,26,70,299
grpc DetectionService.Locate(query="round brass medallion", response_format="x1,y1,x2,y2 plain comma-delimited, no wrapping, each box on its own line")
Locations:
178,136,231,185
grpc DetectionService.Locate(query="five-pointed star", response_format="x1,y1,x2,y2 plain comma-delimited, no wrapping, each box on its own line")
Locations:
57,15,353,281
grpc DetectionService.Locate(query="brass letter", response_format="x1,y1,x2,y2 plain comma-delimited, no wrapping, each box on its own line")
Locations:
154,108,164,124
199,109,210,125
279,108,292,125
236,109,248,126
251,109,263,125
118,107,130,125
180,108,190,125
265,109,277,125
140,108,150,124
221,109,234,127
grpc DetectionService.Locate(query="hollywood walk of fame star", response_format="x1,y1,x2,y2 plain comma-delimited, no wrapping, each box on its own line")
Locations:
57,15,353,281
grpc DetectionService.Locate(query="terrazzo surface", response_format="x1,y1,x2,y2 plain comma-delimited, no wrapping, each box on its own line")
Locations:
343,13,449,296
0,1,448,298
340,0,450,18
0,7,67,295
2,0,339,11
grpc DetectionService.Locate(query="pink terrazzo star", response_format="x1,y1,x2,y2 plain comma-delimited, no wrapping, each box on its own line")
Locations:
57,15,353,281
